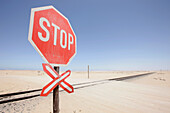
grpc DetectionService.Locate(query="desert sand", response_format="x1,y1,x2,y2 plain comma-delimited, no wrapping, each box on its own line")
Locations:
0,70,170,113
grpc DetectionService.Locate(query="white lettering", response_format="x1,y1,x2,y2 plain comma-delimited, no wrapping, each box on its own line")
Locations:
68,33,73,50
52,23,60,45
60,30,67,48
38,17,74,50
38,17,50,42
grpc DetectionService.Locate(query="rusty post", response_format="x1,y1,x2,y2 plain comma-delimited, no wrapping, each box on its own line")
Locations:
53,66,59,113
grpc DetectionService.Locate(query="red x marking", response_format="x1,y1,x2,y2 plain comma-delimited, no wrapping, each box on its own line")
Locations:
41,63,74,96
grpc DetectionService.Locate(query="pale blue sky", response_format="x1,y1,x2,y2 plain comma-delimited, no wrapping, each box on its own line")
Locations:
0,0,170,71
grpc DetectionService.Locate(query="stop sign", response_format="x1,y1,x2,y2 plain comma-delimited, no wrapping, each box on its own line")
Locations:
28,6,76,66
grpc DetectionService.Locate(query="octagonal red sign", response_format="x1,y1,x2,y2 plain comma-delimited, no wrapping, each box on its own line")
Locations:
28,6,76,66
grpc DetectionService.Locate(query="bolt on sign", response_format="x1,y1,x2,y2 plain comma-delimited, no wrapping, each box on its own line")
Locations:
28,5,77,66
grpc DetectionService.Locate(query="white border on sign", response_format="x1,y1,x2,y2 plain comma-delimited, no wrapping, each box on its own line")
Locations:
28,5,77,67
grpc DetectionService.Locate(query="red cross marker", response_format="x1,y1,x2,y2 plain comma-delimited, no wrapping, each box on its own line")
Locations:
41,63,74,96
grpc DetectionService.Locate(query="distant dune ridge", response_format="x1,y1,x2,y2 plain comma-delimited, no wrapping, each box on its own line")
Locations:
0,70,170,113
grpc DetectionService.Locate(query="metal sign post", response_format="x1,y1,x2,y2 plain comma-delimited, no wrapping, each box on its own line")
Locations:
53,66,59,113
88,65,89,79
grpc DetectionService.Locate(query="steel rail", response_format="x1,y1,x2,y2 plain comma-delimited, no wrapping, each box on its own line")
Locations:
0,72,154,104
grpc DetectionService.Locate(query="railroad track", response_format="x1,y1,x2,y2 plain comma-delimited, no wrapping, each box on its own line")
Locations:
0,72,154,105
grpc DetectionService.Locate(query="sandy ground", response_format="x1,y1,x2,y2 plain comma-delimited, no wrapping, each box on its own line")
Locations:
0,70,170,113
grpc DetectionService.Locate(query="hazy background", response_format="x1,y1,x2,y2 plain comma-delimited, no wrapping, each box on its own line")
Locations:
0,0,170,71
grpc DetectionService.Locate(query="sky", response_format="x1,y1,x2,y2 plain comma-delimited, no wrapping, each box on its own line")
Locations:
0,0,170,71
